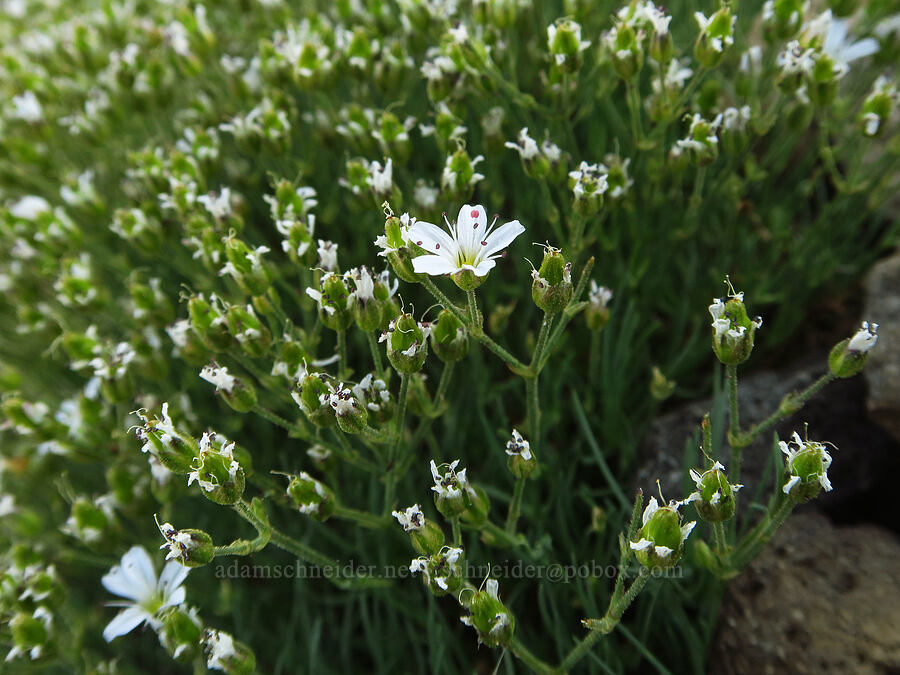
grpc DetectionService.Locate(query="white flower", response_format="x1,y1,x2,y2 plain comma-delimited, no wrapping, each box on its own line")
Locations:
588,281,613,308
505,429,532,460
188,433,240,492
12,91,43,122
205,629,237,671
820,11,879,65
409,546,464,590
847,321,878,353
686,461,744,504
367,158,393,195
721,106,751,131
317,239,338,271
504,127,540,160
101,546,188,642
406,204,525,277
629,496,696,557
780,431,834,494
414,181,440,209
430,459,471,500
197,188,232,219
568,162,609,199
350,266,375,302
9,195,51,220
200,364,236,393
374,212,415,256
392,504,425,531
158,522,194,562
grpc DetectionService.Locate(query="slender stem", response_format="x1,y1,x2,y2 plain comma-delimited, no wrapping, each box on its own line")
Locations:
531,314,553,370
466,289,482,330
746,372,835,444
526,376,541,453
477,520,526,550
333,504,391,529
711,521,728,553
562,571,651,671
252,405,301,434
505,477,527,534
451,517,462,547
330,429,381,473
729,497,794,571
626,79,643,146
421,277,466,323
367,331,385,379
726,364,740,480
509,637,556,675
336,330,348,379
383,373,410,515
432,360,455,415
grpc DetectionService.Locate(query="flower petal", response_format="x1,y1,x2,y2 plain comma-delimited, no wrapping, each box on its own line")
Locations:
470,259,496,277
412,254,458,276
479,220,525,260
102,546,157,601
407,221,456,257
842,37,879,62
103,606,149,642
158,561,189,604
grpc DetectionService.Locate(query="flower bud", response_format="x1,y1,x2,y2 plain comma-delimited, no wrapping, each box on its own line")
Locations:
9,608,52,662
430,459,474,518
225,304,271,358
531,246,573,315
430,309,469,363
585,282,613,332
327,383,368,434
568,161,608,216
505,429,536,479
686,462,743,522
383,313,428,373
708,286,762,366
128,276,175,327
159,522,215,567
441,147,484,204
202,629,256,675
763,0,805,40
133,403,198,474
285,471,335,521
460,484,491,526
221,236,271,296
828,321,878,378
188,432,246,505
377,212,421,283
409,546,465,596
392,504,445,555
694,8,735,68
676,113,720,166
460,579,515,648
780,431,833,501
306,273,355,332
504,127,550,179
350,266,383,332
293,373,337,428
65,497,115,544
199,364,257,412
158,606,203,662
807,53,843,106
859,77,896,138
649,366,676,401
352,374,393,425
548,19,591,74
188,293,232,351
606,23,642,80
630,496,696,568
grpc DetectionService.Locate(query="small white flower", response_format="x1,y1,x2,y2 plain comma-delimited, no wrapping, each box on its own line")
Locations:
589,281,613,308
504,127,540,160
430,459,470,500
204,629,237,671
505,429,533,461
12,91,43,122
392,504,425,532
317,239,338,271
367,158,393,195
847,321,878,353
158,522,193,563
350,266,375,302
199,364,236,394
407,204,525,277
780,431,834,495
9,195,51,220
101,546,188,642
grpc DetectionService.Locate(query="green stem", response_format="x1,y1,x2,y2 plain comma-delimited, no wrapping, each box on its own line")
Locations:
451,516,462,547
421,277,466,323
729,497,794,571
333,504,391,529
726,364,740,479
383,373,410,515
477,519,527,550
531,314,553,370
336,330,348,380
505,477,527,534
331,429,381,473
252,405,302,435
626,79,643,146
367,331,385,379
466,289,482,330
526,376,541,453
432,360,455,415
562,571,650,671
745,373,835,444
509,637,556,675
711,521,728,553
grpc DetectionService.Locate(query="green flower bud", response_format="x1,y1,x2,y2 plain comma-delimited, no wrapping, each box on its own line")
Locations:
430,309,469,363
306,273,355,331
392,504,445,555
430,459,474,518
694,8,735,68
188,293,232,351
548,19,590,74
409,546,465,596
505,429,536,479
133,403,198,474
568,162,608,216
780,431,833,502
442,148,484,204
630,497,696,569
159,523,215,567
66,497,114,544
188,432,246,505
531,246,573,314
763,0,805,40
859,77,896,137
460,579,515,648
327,383,369,434
608,23,642,80
384,313,428,374
807,53,842,106
828,322,878,377
708,286,762,366
687,462,743,522
460,484,490,526
351,374,394,425
286,472,335,521
293,373,337,428
202,629,256,675
649,366,676,401
9,608,52,661
159,606,203,662
222,236,271,296
200,364,257,413
128,276,174,327
225,304,271,358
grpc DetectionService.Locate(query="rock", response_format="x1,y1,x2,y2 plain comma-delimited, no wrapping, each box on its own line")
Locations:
863,252,900,443
711,511,900,675
636,356,900,532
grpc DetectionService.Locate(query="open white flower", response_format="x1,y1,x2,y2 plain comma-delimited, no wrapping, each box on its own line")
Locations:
407,204,524,277
392,503,425,532
101,546,188,642
505,429,532,461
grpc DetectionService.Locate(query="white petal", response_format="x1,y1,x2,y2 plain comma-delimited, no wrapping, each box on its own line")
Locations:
681,520,697,540
642,496,659,525
470,259,497,277
103,606,149,642
407,221,457,257
479,220,525,261
412,254,459,275
158,560,189,601
783,475,801,495
630,538,652,551
654,545,674,558
842,38,879,62
102,546,157,601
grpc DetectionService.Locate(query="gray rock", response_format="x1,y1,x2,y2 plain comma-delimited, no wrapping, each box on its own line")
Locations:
710,511,900,675
863,253,900,443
